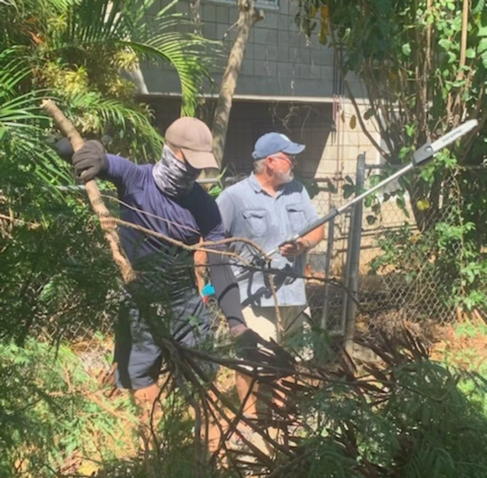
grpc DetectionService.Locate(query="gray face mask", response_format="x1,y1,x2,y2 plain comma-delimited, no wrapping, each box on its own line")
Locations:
152,145,200,197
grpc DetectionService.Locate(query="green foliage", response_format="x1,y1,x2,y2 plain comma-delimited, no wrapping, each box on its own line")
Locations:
297,0,486,314
1,0,216,160
296,0,486,220
0,46,120,342
289,341,487,477
0,0,219,341
0,336,232,477
0,338,136,477
369,222,462,315
369,208,487,313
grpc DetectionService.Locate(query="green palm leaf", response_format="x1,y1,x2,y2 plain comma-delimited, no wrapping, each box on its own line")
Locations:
67,91,164,160
51,0,217,115
0,50,71,193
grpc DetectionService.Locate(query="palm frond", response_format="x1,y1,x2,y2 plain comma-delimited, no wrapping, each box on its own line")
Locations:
0,51,71,194
51,0,219,116
67,91,163,160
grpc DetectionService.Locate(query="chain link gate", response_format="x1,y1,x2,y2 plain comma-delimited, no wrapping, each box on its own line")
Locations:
306,157,478,347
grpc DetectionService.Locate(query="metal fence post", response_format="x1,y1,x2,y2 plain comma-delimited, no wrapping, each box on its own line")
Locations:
343,153,366,349
320,217,335,330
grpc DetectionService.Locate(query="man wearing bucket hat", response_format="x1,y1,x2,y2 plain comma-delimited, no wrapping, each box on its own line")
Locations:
217,132,324,419
66,117,257,410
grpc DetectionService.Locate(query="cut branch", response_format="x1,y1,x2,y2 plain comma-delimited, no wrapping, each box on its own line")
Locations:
41,99,136,284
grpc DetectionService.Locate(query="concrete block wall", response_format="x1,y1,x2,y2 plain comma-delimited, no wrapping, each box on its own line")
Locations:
144,0,343,99
142,0,395,236
308,98,383,258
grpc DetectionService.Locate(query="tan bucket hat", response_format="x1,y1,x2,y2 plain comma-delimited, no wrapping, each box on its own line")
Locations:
165,117,218,170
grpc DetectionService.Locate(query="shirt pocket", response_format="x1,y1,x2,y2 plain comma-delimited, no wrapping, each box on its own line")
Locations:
286,203,307,233
242,209,269,237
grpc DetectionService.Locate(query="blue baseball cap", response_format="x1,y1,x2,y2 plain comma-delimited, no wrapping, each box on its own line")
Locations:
252,132,305,160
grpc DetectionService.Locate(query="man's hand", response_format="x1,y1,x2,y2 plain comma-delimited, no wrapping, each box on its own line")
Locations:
51,137,74,162
230,325,262,362
230,324,295,372
72,140,107,182
279,238,309,257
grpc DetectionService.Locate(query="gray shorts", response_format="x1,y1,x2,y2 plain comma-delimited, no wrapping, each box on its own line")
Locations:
114,292,215,390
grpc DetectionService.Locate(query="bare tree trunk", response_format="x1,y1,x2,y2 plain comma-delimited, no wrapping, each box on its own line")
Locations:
189,0,202,34
125,66,149,95
212,0,264,167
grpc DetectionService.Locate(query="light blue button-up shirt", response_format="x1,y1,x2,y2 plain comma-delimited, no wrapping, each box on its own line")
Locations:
216,174,319,307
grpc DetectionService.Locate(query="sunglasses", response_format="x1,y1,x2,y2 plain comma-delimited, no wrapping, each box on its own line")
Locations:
271,152,297,166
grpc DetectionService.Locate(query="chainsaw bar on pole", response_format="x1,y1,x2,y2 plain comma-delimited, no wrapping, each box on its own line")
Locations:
267,119,478,257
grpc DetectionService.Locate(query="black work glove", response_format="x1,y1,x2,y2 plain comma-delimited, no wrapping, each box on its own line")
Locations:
72,140,107,182
51,137,74,162
233,327,296,374
233,328,262,363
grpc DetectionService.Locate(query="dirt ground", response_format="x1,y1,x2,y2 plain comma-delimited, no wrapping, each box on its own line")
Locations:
431,318,487,373
62,310,487,476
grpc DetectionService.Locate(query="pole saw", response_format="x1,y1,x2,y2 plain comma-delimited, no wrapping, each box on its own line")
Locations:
267,119,478,258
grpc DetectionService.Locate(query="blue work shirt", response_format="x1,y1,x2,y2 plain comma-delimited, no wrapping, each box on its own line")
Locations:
216,174,319,307
103,154,225,300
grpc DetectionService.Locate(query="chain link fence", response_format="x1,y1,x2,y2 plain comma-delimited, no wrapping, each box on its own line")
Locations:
306,158,477,343
34,161,479,348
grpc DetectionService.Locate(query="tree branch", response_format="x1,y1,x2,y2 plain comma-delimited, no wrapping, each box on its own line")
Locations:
41,99,136,284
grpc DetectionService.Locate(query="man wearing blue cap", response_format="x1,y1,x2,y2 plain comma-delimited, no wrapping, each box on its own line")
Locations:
216,132,324,419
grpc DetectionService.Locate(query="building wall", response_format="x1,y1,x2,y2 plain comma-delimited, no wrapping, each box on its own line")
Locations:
143,0,366,99
141,0,388,235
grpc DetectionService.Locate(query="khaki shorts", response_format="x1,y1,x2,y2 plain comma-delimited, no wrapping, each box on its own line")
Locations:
242,305,310,346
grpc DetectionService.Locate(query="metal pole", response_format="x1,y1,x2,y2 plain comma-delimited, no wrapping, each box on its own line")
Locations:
320,217,336,330
343,153,366,348
267,119,478,257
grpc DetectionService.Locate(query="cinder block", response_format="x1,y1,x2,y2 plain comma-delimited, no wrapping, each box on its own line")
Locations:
264,61,277,77
216,23,229,40
278,28,291,46
342,157,362,174
279,13,291,30
216,5,229,23
341,131,361,146
254,28,268,44
341,145,361,162
265,29,278,44
244,42,254,60
309,63,320,77
280,0,291,14
320,65,334,81
266,45,278,59
316,158,338,175
202,4,216,21
277,61,293,78
253,45,268,60
240,59,254,75
310,47,327,65
297,64,310,78
264,12,278,28
202,21,217,39
254,59,274,77
321,145,339,160
360,146,381,164
277,44,288,61
289,47,299,61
